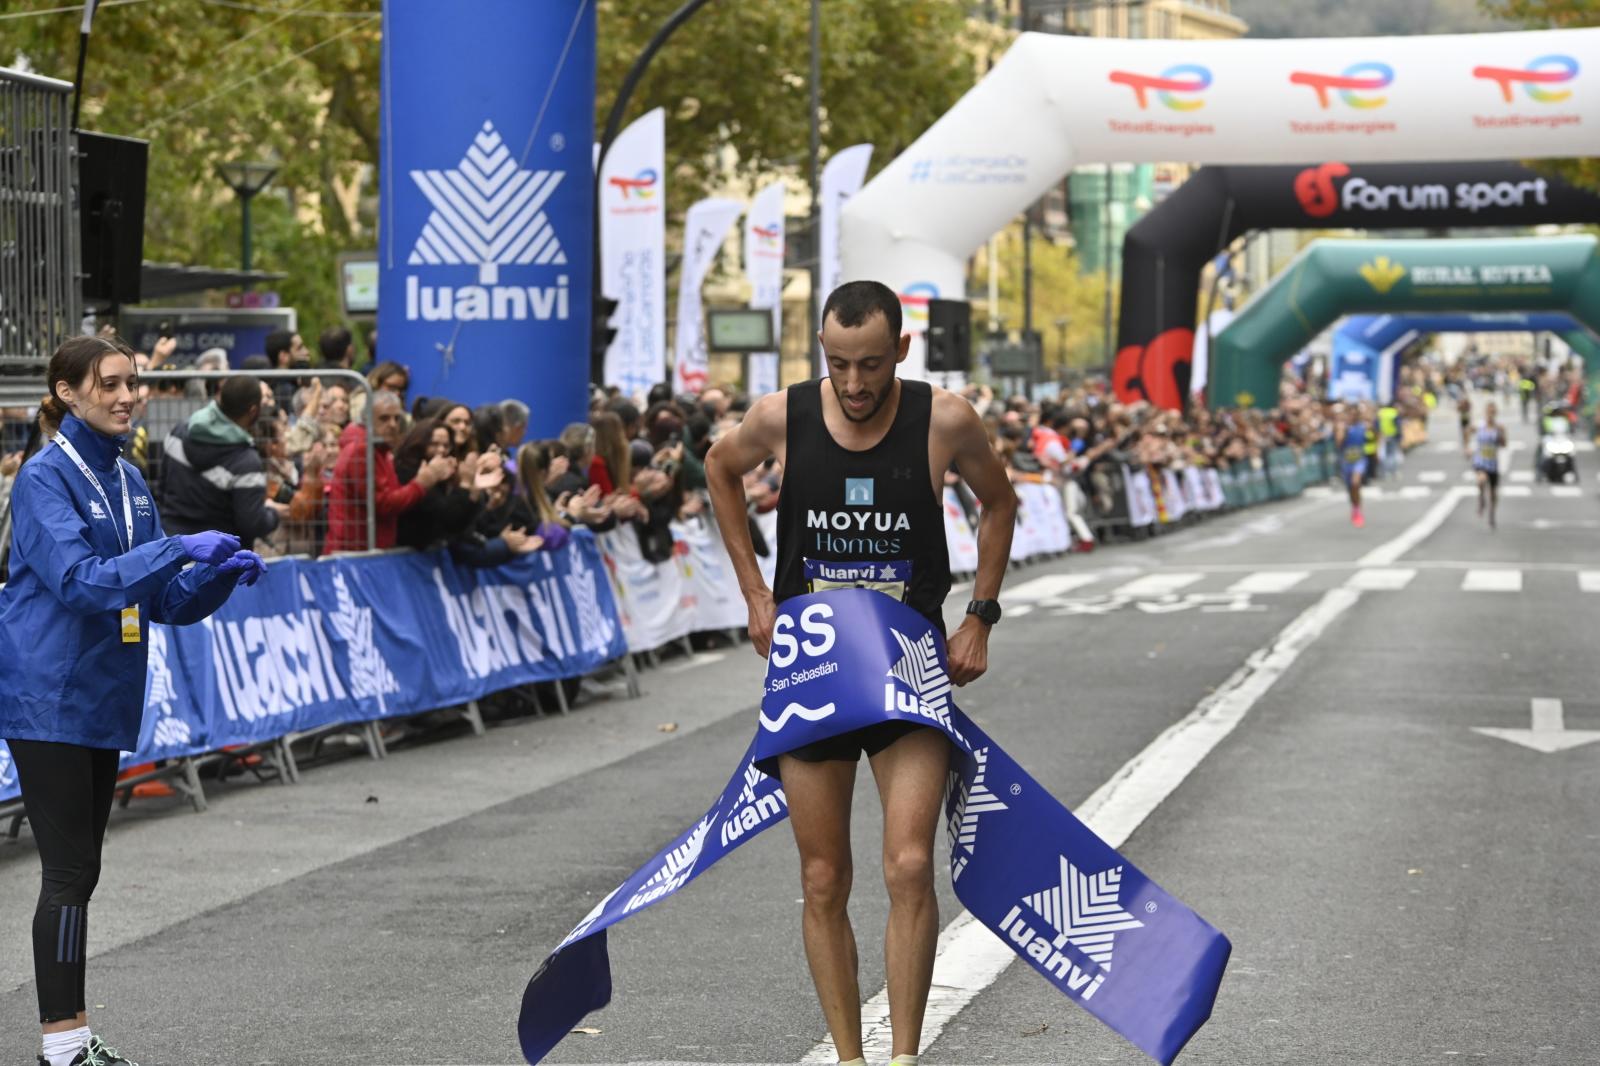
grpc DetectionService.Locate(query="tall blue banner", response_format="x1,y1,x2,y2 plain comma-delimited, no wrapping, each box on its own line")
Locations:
379,0,596,437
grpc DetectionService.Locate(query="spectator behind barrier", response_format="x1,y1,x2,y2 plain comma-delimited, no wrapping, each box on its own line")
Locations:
393,417,480,551
319,325,355,370
159,375,284,550
549,422,595,498
367,360,410,407
499,399,529,451
322,390,451,554
441,402,476,461
588,410,632,496
472,403,504,453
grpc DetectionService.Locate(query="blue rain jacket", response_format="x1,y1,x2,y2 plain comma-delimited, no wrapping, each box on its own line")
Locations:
0,415,241,750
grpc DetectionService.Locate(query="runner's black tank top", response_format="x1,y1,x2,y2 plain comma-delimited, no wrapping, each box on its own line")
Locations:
774,379,951,634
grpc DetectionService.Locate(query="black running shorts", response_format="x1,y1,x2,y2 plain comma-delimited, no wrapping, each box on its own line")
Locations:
781,720,925,765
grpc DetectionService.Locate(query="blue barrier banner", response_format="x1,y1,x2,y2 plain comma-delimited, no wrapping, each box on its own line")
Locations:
519,589,1230,1065
0,534,626,805
378,0,596,437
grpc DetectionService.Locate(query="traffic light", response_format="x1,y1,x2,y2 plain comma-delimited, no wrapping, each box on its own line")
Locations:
593,296,620,356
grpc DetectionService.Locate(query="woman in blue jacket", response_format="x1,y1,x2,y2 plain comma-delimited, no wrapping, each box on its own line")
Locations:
0,336,266,1066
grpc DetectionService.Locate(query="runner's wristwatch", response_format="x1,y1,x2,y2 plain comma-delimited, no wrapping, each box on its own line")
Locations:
966,599,1002,626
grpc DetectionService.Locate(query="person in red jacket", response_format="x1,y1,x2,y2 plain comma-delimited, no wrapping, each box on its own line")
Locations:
321,390,453,553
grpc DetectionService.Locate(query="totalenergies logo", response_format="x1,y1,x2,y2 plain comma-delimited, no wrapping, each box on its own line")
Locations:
1289,62,1394,109
900,281,939,330
1472,54,1580,103
1108,64,1211,111
608,168,659,200
751,222,781,247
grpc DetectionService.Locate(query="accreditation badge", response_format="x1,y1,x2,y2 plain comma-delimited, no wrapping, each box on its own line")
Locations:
120,605,140,644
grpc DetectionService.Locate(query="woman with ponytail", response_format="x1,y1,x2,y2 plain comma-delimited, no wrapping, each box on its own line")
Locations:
0,336,266,1066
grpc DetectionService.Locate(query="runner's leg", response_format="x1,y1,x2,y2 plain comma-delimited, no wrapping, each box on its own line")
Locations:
868,728,949,1061
780,753,863,1061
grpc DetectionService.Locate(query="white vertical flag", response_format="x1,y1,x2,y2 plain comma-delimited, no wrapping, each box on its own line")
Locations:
600,108,667,398
744,180,786,397
673,197,744,396
817,144,873,371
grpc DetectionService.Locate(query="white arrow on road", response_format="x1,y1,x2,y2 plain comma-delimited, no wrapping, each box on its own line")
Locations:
1472,698,1600,753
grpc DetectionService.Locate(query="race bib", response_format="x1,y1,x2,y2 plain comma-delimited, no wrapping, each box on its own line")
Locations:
804,558,910,602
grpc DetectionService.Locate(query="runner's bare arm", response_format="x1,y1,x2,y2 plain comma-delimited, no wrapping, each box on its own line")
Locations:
939,392,1016,603
937,392,1016,686
706,392,787,658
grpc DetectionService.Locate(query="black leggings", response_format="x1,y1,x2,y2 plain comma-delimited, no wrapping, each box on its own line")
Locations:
6,739,120,1024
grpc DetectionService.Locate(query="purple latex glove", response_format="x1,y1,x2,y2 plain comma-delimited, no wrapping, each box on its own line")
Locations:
216,549,267,586
536,521,570,553
178,531,241,566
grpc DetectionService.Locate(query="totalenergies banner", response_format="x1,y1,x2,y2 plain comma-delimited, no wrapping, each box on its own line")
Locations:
379,0,596,437
840,27,1600,378
600,108,667,399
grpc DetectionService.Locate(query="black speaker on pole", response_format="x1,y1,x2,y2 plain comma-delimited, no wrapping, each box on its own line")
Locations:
78,131,147,306
925,298,971,373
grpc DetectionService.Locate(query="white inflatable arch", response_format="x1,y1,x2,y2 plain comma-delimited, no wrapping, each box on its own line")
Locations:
839,27,1600,376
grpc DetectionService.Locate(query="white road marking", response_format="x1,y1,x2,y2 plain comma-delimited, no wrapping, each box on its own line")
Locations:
1303,485,1336,499
1550,486,1583,498
1399,485,1432,499
807,587,1365,1064
1472,697,1600,754
1500,485,1532,498
1579,572,1600,592
1433,440,1460,452
1112,572,1205,598
1462,569,1522,592
1001,573,1106,604
1418,470,1447,484
1577,441,1596,454
1358,486,1470,568
1509,470,1534,484
1227,570,1310,595
1345,568,1417,591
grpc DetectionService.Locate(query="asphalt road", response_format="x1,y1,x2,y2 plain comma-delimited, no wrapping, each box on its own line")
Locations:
2,397,1597,1066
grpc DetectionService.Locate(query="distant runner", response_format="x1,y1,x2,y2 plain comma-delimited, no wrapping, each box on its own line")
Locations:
1335,404,1367,529
1472,401,1508,531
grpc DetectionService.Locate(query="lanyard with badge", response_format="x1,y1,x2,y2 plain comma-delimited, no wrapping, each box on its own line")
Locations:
53,434,142,644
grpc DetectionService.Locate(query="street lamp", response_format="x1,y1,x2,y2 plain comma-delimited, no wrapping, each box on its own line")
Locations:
217,160,278,274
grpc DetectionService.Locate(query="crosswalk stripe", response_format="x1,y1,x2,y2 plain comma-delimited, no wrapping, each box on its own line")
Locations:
1002,573,1105,604
1399,485,1432,499
1577,441,1596,454
1579,572,1600,593
1509,470,1534,484
1462,569,1522,592
1227,570,1310,595
1112,572,1205,597
1418,471,1447,484
1500,485,1532,497
1345,568,1417,591
1550,486,1583,498
1433,440,1459,452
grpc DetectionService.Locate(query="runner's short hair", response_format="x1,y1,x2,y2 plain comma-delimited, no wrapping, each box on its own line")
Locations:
822,280,901,344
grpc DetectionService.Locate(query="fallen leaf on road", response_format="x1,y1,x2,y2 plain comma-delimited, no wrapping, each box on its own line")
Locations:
657,722,679,733
1407,868,1423,875
570,1027,603,1036
1022,1022,1050,1037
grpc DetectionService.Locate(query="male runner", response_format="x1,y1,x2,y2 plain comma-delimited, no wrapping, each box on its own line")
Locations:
705,280,1018,1066
1334,403,1366,528
1472,401,1507,530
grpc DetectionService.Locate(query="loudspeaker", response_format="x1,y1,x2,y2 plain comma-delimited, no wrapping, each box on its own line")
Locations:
925,298,971,373
78,131,147,306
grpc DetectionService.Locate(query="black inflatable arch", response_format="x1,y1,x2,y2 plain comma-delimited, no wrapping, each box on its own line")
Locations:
1113,160,1600,410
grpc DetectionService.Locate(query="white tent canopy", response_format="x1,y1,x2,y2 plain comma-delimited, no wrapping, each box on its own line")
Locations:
840,28,1600,377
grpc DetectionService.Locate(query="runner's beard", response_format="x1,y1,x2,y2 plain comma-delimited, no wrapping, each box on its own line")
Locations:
831,377,891,423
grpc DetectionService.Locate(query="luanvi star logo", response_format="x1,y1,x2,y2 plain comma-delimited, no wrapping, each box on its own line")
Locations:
1359,255,1406,294
409,120,567,284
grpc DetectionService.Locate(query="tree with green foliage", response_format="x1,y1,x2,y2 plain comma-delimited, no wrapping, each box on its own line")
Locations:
978,224,1116,374
5,0,976,358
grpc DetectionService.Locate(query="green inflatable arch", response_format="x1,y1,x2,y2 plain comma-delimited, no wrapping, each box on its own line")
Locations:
1208,235,1600,409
